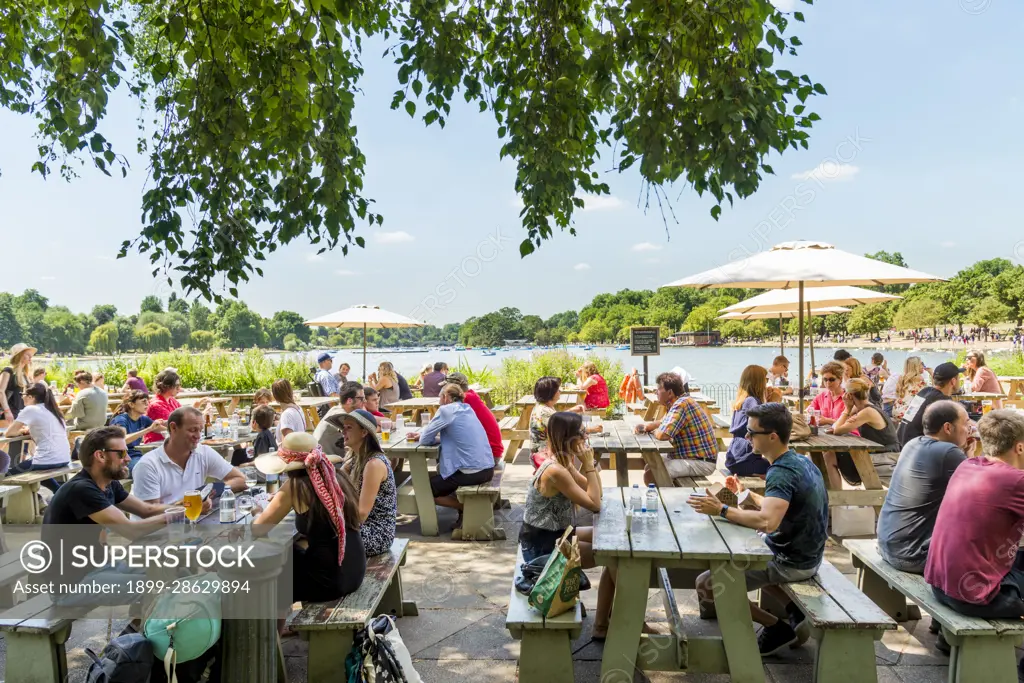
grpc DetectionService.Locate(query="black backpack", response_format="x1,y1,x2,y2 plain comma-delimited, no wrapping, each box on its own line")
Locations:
86,633,154,683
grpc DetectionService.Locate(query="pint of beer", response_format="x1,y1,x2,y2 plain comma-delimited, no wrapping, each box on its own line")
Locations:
183,490,203,522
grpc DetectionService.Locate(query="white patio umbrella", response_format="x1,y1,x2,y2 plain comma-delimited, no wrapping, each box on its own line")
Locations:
719,285,902,315
664,240,944,410
719,306,852,366
304,305,426,380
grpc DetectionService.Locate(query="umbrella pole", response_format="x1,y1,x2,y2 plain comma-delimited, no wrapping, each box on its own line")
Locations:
808,301,815,384
363,324,367,382
798,282,805,413
779,313,784,355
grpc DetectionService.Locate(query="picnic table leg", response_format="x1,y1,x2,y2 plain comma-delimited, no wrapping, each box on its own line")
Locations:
711,559,765,683
4,623,71,683
408,455,439,536
305,406,320,429
849,449,885,513
307,630,353,683
600,557,651,683
6,484,39,524
615,450,629,487
851,558,915,622
215,402,229,419
813,629,881,683
945,633,1019,683
228,397,241,414
519,630,575,683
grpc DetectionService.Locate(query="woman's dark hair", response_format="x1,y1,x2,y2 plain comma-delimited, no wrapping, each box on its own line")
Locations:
272,378,296,406
115,390,149,416
252,405,277,431
154,370,181,394
24,382,65,427
533,376,562,404
289,466,361,531
746,402,792,444
546,411,585,468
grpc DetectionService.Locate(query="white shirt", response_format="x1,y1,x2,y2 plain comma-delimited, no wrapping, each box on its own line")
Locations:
131,444,233,505
16,404,71,466
881,373,901,402
277,405,307,446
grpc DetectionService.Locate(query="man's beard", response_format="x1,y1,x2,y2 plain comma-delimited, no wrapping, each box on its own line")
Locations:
105,462,128,480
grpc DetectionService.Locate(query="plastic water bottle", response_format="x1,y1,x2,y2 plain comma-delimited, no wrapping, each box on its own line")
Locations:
639,506,648,529
220,488,236,523
629,485,643,514
228,413,239,440
646,484,659,518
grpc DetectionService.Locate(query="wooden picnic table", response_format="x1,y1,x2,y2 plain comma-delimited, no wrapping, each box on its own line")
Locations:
384,397,442,425
641,392,718,421
594,486,773,682
588,417,673,487
379,427,442,536
953,390,1008,402
999,376,1024,399
790,433,889,507
270,397,338,429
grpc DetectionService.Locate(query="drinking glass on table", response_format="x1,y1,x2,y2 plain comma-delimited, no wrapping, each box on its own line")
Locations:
165,506,186,540
245,473,258,492
183,490,202,528
237,494,253,519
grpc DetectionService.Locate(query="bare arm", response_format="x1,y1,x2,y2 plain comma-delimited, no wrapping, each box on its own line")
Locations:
4,419,27,437
0,373,10,415
117,495,171,519
122,420,165,444
688,492,790,534
833,406,881,436
356,458,387,523
548,461,602,513
578,376,597,391
253,480,293,533
223,467,247,493
88,505,167,540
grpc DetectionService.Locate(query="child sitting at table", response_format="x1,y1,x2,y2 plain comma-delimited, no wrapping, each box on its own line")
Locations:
232,405,278,466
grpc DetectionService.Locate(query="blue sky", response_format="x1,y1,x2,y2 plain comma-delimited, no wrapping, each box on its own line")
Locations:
1,0,1021,325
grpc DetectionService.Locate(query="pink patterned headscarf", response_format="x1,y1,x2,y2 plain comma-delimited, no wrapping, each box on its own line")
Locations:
278,444,347,565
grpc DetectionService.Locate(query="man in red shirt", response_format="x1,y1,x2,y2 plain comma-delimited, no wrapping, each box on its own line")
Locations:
925,410,1024,624
441,373,504,462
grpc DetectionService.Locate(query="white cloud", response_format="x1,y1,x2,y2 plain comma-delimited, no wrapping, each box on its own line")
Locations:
306,252,324,263
573,263,591,271
632,242,659,252
336,269,359,276
940,241,957,248
40,276,56,281
374,231,415,244
791,163,860,182
579,195,624,212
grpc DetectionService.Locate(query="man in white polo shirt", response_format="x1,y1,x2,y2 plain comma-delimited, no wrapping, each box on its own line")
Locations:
132,406,247,505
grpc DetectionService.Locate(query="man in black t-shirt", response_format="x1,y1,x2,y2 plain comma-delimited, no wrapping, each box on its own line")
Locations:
42,426,198,603
896,363,962,448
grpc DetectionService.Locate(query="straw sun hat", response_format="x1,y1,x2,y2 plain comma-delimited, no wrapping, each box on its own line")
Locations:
9,343,37,364
254,431,343,475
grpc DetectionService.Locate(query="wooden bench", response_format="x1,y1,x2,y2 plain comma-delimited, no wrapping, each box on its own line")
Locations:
625,401,647,415
0,595,74,683
490,404,510,420
711,413,731,452
3,463,82,524
774,560,896,683
289,538,418,683
506,547,582,682
499,415,529,463
845,538,1024,683
640,450,714,489
453,466,506,541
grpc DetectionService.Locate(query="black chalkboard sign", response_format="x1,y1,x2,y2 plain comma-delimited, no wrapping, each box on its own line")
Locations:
629,327,661,356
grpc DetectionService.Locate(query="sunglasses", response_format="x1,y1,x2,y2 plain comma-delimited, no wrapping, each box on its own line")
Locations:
746,429,775,437
102,449,130,459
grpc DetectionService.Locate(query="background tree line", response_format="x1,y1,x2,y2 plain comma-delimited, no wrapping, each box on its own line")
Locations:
2,253,1021,355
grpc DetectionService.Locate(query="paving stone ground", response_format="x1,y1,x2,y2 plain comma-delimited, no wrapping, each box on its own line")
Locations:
7,452,1017,682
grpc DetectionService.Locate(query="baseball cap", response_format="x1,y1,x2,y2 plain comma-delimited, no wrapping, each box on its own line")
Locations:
441,372,470,389
932,362,964,382
317,352,332,364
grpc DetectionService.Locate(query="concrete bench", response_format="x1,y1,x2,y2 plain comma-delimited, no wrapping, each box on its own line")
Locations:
776,560,896,683
490,404,510,420
0,594,74,683
289,538,418,683
845,538,1024,683
453,466,506,541
3,463,82,524
506,546,583,682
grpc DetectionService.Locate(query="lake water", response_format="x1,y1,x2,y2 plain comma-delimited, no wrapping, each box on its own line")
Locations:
322,345,959,387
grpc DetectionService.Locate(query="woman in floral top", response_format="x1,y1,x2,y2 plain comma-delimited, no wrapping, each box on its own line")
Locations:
530,376,598,470
892,356,927,421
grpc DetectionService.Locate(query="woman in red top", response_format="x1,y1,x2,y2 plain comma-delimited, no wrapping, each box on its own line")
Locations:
576,362,610,410
144,369,182,443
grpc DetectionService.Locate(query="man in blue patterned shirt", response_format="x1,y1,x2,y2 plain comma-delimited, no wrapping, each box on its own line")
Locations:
314,352,341,397
635,372,718,483
689,402,829,657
